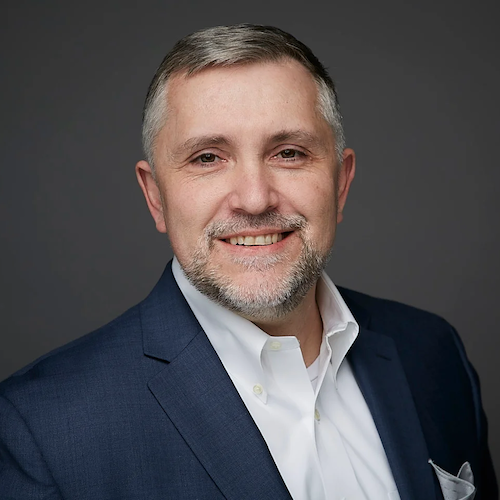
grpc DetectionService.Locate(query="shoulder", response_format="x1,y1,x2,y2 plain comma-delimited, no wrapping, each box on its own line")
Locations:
338,286,450,330
0,262,184,409
338,286,470,378
0,304,143,407
339,286,478,404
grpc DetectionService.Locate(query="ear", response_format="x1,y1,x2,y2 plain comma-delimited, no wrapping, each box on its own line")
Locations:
135,160,167,233
336,148,356,224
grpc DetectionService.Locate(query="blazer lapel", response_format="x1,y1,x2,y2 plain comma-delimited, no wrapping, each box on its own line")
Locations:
141,264,291,500
348,324,439,500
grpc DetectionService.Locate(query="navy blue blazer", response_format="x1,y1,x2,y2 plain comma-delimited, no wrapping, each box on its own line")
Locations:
0,262,497,499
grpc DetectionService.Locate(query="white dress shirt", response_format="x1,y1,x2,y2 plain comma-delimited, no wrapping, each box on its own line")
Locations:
172,258,400,500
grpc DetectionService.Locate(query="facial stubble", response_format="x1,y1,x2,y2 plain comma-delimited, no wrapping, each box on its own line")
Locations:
179,213,332,322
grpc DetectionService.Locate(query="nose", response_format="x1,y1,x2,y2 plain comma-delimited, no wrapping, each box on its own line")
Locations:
228,160,279,215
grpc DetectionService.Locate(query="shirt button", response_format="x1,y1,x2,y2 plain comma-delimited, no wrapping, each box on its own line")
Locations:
269,341,282,350
253,384,263,395
314,409,321,421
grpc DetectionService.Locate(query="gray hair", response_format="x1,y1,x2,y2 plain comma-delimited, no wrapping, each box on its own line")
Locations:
142,24,346,171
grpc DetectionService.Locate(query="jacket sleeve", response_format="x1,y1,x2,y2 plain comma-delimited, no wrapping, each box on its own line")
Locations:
0,395,62,500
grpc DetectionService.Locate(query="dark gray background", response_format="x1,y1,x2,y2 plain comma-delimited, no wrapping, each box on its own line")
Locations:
2,0,499,476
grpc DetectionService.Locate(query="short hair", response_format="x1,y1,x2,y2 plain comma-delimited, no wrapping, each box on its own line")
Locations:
142,24,346,171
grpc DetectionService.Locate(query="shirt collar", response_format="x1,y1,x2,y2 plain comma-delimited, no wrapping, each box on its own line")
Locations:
316,272,359,383
172,257,359,385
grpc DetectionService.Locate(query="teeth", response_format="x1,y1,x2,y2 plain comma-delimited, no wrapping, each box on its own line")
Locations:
227,233,285,246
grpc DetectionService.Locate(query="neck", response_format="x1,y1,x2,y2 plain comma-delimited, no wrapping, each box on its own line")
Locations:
253,284,323,367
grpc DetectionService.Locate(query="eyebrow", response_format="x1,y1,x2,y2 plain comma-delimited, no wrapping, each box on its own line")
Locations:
171,129,329,159
172,136,233,159
268,129,328,151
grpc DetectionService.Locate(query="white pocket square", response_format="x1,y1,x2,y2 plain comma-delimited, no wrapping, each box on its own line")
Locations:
429,459,476,500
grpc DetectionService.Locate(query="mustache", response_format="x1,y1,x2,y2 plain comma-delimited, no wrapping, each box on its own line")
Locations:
205,212,307,239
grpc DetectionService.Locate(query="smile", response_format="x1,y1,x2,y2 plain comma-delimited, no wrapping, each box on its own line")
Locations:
225,233,286,246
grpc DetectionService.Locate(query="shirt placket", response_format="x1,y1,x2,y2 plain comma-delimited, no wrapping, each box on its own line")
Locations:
263,337,327,500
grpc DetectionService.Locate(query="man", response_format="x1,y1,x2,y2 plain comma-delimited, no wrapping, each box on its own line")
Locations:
0,24,496,500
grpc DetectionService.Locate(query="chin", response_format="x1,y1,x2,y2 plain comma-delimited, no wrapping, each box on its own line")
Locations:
181,238,331,322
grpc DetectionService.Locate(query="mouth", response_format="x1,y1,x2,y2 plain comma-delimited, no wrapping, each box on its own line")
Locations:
224,232,291,246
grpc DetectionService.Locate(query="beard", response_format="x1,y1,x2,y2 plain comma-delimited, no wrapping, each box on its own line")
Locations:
179,212,331,322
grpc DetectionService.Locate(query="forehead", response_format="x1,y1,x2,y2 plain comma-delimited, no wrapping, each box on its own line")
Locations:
153,60,333,159
166,60,322,125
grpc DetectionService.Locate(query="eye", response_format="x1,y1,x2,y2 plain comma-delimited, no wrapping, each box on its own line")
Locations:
199,153,217,163
273,148,306,162
280,149,297,159
190,152,225,166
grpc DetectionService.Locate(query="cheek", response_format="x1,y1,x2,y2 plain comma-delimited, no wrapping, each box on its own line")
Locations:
294,176,338,247
162,181,222,246
289,174,337,220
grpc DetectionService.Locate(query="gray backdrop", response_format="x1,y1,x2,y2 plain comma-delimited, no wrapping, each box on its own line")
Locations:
2,0,499,477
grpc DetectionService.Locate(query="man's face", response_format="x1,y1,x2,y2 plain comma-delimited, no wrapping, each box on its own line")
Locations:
137,60,355,322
